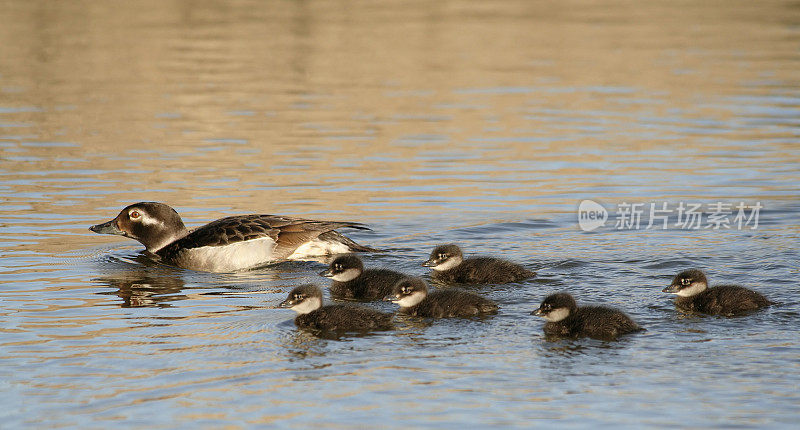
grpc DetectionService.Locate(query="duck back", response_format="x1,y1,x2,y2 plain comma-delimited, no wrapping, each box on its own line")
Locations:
402,289,498,318
331,269,407,301
295,305,394,332
433,257,535,284
676,285,771,315
544,306,643,340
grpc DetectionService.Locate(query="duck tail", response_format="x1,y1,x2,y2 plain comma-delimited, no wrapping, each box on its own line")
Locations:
319,230,384,253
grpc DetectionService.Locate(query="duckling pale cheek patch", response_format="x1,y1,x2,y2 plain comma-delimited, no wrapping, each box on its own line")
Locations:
432,256,462,271
292,297,322,314
674,283,706,297
396,291,425,308
331,268,360,282
543,307,570,322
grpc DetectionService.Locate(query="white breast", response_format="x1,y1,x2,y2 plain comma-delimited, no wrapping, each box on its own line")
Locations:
176,237,278,272
172,236,355,272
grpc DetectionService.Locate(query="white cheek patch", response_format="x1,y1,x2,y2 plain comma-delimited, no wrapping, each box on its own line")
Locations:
292,297,322,314
288,239,353,260
396,291,426,308
331,268,360,282
542,307,570,322
432,256,463,271
675,282,707,297
136,212,165,228
178,237,278,272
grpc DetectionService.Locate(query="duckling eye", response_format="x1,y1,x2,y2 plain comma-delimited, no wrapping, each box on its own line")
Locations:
129,210,141,220
438,253,447,260
681,278,691,286
335,264,342,271
294,294,303,300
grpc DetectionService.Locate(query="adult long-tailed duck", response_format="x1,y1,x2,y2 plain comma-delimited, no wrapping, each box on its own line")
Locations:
90,202,378,272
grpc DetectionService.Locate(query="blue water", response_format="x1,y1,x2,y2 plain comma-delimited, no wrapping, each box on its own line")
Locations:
2,0,799,428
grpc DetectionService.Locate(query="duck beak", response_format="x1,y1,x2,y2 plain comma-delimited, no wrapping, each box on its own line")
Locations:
383,294,398,303
531,308,544,316
422,258,436,267
662,284,680,293
319,268,334,277
90,219,123,236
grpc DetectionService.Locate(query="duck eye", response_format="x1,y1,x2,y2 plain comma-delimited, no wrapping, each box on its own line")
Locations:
130,210,141,219
439,253,447,260
335,264,342,271
682,278,691,286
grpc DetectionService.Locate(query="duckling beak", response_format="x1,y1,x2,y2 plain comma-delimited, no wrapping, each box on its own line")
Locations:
90,219,123,236
383,294,398,303
531,308,544,316
319,268,334,277
662,284,680,293
422,258,436,267
278,299,294,308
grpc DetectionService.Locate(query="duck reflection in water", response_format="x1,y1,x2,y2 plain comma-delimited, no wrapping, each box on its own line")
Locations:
93,269,187,308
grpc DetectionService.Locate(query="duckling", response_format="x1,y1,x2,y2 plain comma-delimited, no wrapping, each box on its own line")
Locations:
90,202,378,272
320,254,408,301
423,244,535,284
662,269,772,316
385,277,498,318
532,292,643,341
279,285,394,332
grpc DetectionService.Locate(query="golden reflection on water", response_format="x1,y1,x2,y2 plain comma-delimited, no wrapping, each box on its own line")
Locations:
2,1,798,240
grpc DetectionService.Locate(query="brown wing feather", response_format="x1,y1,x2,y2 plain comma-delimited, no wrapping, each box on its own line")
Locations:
159,214,369,254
